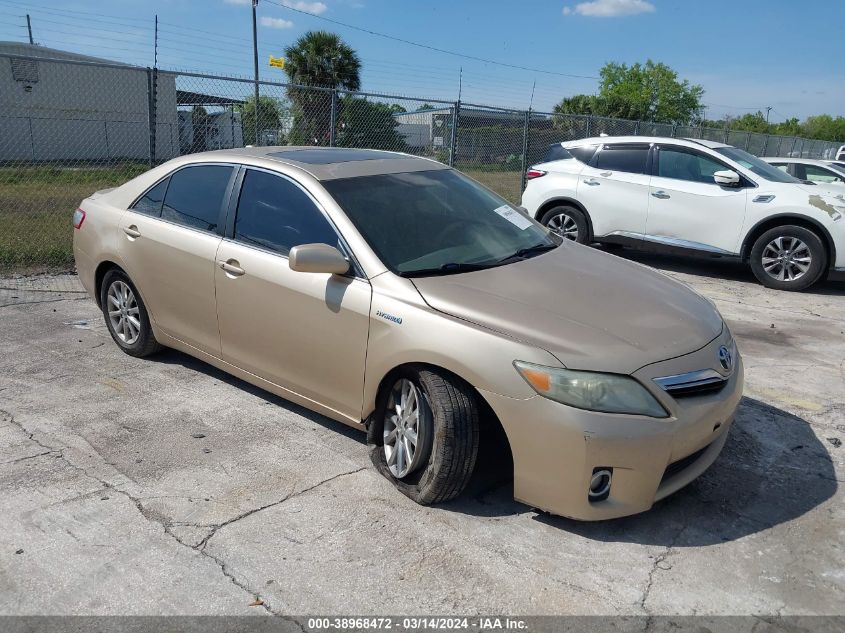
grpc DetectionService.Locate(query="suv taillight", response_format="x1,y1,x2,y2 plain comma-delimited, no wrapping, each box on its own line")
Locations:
72,208,86,229
526,169,547,180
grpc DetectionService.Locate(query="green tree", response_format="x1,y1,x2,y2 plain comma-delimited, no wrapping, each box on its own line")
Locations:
801,115,845,142
553,60,704,125
284,31,361,145
336,97,407,151
728,111,770,134
236,96,286,146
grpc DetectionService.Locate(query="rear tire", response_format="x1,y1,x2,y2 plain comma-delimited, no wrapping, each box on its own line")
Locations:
749,225,826,291
368,366,480,505
540,205,589,243
100,269,162,357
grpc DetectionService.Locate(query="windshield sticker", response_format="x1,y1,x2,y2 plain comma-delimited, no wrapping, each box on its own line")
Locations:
494,205,533,230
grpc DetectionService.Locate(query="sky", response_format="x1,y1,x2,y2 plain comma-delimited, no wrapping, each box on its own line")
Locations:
1,0,843,121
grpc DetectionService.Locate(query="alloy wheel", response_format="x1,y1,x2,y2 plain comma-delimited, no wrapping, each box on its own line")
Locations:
107,280,141,345
383,379,428,479
761,236,812,282
546,213,579,241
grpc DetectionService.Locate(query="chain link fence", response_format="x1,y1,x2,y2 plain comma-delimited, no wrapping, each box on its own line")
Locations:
2,52,842,288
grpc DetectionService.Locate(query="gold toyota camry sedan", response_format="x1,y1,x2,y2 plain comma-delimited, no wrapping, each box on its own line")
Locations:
73,147,743,520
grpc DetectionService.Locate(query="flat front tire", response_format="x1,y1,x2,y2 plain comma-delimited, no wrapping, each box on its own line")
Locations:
749,225,826,291
100,269,162,357
368,367,480,505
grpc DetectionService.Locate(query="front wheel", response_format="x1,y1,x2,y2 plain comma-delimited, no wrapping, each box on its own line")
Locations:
540,205,589,243
368,367,480,505
749,225,826,291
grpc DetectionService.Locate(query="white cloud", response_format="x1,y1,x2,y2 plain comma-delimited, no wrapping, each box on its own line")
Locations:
224,0,251,5
563,0,655,17
281,1,328,14
260,16,295,28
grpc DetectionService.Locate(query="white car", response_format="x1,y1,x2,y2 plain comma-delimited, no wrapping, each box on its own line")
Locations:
762,157,845,194
837,145,845,161
521,136,845,291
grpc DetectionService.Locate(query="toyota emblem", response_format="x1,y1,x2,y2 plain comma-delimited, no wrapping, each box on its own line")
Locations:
718,345,733,372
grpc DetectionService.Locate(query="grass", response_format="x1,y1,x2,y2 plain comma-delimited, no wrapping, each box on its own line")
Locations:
0,164,147,273
0,163,524,272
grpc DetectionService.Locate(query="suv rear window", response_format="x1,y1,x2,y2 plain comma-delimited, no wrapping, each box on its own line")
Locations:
595,144,649,174
544,144,573,162
569,145,598,164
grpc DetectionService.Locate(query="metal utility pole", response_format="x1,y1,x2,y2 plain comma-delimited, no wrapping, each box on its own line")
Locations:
153,15,158,68
765,106,772,124
252,0,260,146
26,14,33,45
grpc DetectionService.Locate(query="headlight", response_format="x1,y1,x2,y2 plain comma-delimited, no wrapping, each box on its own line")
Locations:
514,361,668,418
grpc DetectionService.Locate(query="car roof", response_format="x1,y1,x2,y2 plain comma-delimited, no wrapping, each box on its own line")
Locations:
560,136,731,150
760,157,831,165
168,146,448,181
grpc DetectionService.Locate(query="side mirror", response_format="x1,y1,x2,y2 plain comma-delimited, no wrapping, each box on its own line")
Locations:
713,169,740,186
289,243,350,275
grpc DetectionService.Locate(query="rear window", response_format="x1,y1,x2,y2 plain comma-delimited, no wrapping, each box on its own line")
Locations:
595,144,649,174
161,165,233,232
569,145,598,164
544,144,572,162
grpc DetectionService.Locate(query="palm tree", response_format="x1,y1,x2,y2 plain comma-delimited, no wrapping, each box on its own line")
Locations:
284,31,361,145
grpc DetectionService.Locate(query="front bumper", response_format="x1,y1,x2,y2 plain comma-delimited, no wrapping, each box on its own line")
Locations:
481,334,744,520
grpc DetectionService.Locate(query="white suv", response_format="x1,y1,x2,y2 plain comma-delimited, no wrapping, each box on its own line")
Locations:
521,136,845,291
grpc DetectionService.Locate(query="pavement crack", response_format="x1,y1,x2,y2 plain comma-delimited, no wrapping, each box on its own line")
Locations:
1,450,60,465
0,296,88,309
640,522,688,616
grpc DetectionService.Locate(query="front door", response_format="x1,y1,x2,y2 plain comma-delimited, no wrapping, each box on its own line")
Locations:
214,167,371,422
118,164,236,355
646,145,748,255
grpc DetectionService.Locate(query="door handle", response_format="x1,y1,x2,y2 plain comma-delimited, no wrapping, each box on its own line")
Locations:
583,178,600,186
599,171,613,177
651,190,670,199
218,259,245,277
123,225,141,238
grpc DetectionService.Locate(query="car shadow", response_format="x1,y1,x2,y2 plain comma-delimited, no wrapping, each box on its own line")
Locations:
152,348,367,445
445,397,838,546
596,246,845,296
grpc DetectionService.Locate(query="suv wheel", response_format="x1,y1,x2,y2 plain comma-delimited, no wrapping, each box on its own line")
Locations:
100,269,162,357
749,225,826,291
368,367,480,505
541,205,588,243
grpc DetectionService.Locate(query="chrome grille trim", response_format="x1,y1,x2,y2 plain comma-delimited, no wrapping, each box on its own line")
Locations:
654,369,728,397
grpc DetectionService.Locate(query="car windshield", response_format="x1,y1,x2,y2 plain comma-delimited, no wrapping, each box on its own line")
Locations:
714,147,800,183
323,169,559,276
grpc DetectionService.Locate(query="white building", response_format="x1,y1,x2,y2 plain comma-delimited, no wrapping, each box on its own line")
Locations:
0,42,178,161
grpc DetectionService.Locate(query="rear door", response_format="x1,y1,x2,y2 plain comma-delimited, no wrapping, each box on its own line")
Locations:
576,143,651,239
645,145,747,254
119,164,236,356
214,167,371,421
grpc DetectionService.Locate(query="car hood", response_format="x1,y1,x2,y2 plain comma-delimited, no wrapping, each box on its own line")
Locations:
411,244,723,374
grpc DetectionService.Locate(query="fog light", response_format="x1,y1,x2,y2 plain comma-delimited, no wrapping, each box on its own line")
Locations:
588,467,612,502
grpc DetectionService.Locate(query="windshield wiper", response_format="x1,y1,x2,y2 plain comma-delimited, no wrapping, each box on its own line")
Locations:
398,261,497,277
496,242,559,264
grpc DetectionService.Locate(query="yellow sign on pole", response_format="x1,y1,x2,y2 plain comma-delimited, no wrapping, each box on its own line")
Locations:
268,55,285,69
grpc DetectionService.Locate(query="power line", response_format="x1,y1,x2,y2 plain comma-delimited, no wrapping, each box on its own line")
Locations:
263,0,598,81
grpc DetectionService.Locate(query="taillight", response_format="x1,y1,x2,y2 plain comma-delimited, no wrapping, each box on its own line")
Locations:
72,208,86,229
526,169,547,180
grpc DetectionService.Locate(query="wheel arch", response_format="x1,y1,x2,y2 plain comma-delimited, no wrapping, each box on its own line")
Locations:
536,197,594,241
94,260,124,308
367,361,514,476
740,214,837,268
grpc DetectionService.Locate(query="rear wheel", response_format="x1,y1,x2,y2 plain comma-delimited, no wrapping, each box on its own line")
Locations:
749,225,826,291
368,367,480,505
100,269,162,357
540,205,589,243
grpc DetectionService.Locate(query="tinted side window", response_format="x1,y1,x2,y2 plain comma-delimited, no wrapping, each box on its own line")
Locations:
161,165,233,232
234,169,339,256
657,148,724,184
569,145,598,164
544,144,572,162
595,145,649,174
803,164,844,184
132,178,169,217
